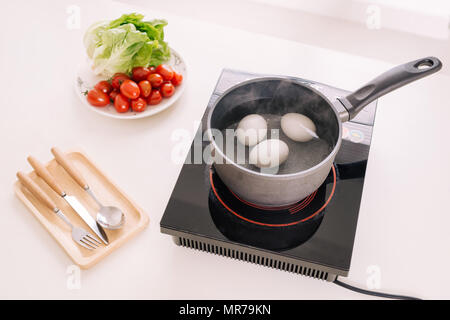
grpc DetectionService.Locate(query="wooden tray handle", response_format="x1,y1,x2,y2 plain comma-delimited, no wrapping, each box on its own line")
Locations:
51,147,89,190
17,172,57,211
27,156,65,196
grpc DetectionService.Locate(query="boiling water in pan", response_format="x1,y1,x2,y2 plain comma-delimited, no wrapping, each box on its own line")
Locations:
222,113,332,175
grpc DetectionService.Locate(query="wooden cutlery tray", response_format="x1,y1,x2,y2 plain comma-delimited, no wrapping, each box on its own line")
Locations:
14,149,149,269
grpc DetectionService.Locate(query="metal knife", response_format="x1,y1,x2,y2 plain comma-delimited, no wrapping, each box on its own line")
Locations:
28,156,109,245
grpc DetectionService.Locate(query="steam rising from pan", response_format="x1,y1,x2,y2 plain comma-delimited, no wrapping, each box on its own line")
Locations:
210,78,339,175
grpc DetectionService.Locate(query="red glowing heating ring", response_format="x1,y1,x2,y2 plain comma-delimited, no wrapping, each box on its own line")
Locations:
209,165,337,227
228,187,317,214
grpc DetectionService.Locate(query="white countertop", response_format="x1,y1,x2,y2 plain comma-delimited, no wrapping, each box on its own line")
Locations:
1,0,450,299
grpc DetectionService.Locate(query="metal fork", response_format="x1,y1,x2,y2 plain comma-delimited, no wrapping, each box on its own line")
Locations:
17,172,101,250
51,204,101,249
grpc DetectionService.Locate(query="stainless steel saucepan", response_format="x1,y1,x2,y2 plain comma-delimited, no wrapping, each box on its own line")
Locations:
207,57,442,207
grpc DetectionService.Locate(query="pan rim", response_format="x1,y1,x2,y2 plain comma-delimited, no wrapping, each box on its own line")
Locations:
206,76,343,179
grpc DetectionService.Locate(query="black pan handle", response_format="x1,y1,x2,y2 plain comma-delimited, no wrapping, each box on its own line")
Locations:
338,57,442,121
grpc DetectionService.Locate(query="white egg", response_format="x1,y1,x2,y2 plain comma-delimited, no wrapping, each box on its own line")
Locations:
281,113,317,142
236,114,267,147
249,139,289,169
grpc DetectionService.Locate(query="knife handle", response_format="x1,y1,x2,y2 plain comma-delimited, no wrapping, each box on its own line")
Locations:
17,172,58,212
27,156,65,196
51,147,89,190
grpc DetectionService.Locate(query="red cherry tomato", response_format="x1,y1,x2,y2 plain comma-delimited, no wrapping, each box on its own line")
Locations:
94,81,112,94
87,88,109,107
147,89,162,105
171,72,183,86
120,79,140,99
111,73,130,89
138,80,152,98
114,94,130,113
156,64,174,81
132,67,151,82
149,66,157,74
109,90,119,103
161,82,175,98
131,97,147,112
147,73,163,88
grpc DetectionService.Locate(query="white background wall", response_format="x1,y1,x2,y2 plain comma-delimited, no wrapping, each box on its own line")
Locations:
123,0,450,75
253,0,450,39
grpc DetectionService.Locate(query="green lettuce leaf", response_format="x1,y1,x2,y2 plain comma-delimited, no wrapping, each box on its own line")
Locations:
83,21,108,59
84,13,171,77
149,40,171,66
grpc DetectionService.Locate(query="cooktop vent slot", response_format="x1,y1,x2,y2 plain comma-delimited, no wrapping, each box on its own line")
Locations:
177,236,329,281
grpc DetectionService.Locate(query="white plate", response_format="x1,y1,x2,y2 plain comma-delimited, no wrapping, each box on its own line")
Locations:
75,48,187,119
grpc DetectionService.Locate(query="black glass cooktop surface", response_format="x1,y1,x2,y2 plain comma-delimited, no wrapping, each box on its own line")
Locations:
160,69,377,277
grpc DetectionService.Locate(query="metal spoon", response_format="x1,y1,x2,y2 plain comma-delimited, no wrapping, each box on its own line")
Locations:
85,188,125,229
51,147,125,230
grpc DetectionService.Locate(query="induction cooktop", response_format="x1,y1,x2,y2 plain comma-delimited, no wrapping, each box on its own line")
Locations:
160,69,377,281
